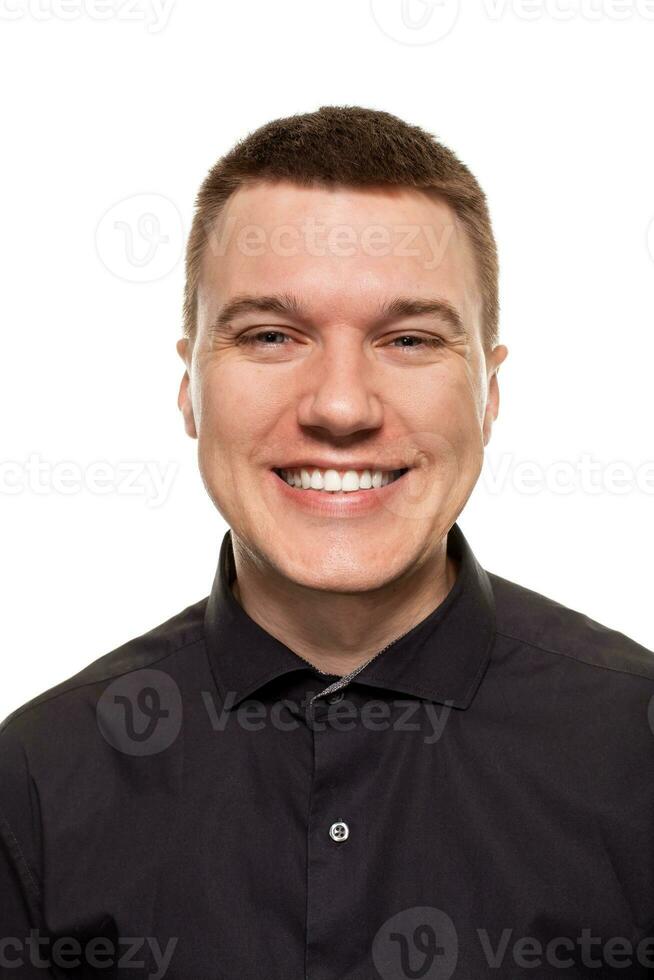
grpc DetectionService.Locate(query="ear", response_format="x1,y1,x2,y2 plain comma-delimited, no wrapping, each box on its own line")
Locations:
176,337,197,440
482,344,509,447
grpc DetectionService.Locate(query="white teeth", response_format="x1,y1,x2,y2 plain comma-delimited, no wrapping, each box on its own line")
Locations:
341,470,360,492
278,466,405,492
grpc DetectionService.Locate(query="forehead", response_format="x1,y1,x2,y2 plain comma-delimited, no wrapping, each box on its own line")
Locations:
198,179,481,334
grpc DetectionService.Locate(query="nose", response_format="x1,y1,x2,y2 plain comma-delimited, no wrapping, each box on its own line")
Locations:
295,333,383,438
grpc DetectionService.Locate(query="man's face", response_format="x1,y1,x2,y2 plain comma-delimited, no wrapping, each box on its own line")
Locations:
177,179,507,592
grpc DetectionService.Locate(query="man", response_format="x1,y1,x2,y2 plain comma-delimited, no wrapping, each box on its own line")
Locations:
1,105,653,979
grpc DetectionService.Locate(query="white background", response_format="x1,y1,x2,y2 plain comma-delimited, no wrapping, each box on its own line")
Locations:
1,0,653,722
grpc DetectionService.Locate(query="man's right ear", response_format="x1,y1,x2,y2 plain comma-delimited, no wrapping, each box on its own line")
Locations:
176,338,198,439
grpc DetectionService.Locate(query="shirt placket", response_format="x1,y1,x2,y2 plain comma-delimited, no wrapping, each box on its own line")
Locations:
301,635,415,978
304,685,361,980
302,668,386,978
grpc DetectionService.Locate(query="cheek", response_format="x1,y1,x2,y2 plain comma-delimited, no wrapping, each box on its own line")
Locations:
440,383,485,470
404,368,480,433
196,364,282,458
403,372,485,490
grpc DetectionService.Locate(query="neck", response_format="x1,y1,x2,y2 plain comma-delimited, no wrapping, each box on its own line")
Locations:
229,536,459,676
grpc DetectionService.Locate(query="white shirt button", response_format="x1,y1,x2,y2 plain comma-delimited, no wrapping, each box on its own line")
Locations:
329,820,349,842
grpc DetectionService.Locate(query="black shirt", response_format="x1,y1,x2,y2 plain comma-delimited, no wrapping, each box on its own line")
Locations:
2,521,654,979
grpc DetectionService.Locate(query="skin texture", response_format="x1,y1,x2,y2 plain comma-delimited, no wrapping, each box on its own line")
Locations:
177,179,508,676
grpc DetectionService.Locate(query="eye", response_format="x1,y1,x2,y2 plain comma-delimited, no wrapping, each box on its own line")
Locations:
390,334,445,350
236,330,290,347
235,330,445,352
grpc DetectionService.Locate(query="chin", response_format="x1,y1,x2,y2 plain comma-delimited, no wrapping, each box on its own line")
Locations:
286,569,397,595
271,546,409,594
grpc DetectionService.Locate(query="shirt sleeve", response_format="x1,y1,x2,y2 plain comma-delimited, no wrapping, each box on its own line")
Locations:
0,821,43,970
0,719,60,978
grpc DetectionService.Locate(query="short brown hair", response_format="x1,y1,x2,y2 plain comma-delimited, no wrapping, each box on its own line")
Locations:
183,105,499,351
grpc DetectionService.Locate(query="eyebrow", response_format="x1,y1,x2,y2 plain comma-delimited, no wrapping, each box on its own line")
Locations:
209,292,468,340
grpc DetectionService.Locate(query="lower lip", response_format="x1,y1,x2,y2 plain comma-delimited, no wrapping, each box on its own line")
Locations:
267,469,411,517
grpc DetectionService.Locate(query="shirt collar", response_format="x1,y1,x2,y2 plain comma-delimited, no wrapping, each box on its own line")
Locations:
204,521,496,710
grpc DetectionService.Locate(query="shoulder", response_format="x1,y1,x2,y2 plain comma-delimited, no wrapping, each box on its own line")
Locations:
0,596,208,897
0,596,208,748
487,570,654,685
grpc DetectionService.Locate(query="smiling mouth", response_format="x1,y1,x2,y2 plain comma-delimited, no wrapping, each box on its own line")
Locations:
272,467,410,493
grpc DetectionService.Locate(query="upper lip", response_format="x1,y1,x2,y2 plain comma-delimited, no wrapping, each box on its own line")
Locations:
273,460,410,472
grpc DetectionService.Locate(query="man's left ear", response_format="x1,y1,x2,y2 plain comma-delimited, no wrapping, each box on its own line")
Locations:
176,337,198,440
482,344,509,447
